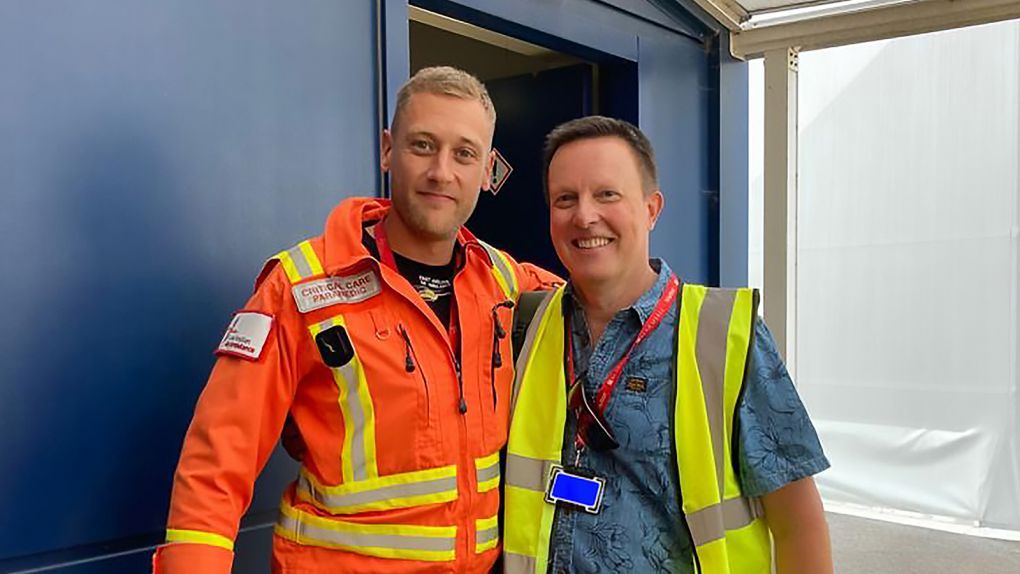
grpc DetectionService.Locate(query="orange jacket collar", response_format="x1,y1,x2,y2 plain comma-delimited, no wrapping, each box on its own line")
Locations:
320,196,484,275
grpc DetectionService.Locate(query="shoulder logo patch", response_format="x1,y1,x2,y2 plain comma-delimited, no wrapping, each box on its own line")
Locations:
217,311,273,360
293,269,381,313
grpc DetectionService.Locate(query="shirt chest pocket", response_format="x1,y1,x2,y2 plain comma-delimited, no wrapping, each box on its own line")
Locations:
604,361,674,456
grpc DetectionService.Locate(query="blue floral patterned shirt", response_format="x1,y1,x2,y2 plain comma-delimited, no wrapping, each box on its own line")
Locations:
546,260,829,574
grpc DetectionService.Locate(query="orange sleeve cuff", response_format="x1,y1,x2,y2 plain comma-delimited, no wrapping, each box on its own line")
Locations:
517,262,564,292
152,542,234,574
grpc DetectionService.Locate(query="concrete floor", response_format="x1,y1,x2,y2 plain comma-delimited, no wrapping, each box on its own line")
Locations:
828,513,1020,573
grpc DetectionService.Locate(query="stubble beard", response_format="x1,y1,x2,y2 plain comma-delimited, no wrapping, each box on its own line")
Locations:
392,191,473,243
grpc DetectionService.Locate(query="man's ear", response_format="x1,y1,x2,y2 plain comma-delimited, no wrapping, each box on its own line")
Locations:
380,129,393,172
646,190,664,230
481,149,496,192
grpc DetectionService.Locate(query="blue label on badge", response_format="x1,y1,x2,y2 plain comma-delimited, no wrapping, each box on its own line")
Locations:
551,472,601,507
550,469,606,513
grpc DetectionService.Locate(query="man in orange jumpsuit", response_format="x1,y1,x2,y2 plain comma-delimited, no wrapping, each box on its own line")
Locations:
153,66,559,574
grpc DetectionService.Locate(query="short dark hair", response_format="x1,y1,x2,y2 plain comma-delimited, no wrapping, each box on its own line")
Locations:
542,116,658,198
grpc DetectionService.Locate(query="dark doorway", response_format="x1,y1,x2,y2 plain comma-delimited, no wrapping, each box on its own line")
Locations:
408,6,635,276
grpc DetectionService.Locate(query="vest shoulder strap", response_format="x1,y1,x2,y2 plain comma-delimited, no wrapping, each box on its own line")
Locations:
512,290,549,364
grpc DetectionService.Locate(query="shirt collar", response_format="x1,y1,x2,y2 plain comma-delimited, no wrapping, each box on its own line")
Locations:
631,258,672,324
563,258,673,326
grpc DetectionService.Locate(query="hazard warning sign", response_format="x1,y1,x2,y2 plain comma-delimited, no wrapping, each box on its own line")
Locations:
488,148,513,195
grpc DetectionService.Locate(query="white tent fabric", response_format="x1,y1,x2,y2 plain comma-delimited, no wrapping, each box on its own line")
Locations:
749,20,1020,532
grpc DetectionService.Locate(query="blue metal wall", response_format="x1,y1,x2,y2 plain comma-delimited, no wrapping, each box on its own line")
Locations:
0,1,379,571
0,1,745,572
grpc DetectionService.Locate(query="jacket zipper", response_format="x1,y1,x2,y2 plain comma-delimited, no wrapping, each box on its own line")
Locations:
489,300,514,409
398,324,431,423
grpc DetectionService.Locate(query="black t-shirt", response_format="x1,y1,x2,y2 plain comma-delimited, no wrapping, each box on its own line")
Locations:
363,229,456,328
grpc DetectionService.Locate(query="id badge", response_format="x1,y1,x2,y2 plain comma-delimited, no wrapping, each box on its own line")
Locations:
544,464,605,514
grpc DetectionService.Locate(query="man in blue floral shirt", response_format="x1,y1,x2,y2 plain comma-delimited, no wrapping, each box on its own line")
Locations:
502,116,832,573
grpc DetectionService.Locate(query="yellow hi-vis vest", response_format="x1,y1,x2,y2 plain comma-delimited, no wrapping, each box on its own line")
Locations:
503,284,773,574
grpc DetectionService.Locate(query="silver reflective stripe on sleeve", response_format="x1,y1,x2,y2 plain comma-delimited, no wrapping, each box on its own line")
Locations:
504,453,554,493
503,551,538,574
686,496,759,546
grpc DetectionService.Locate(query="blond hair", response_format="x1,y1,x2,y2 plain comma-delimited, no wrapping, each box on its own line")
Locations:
391,66,496,133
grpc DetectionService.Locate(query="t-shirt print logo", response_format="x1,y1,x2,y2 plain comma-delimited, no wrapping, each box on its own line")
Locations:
417,287,438,302
415,274,450,303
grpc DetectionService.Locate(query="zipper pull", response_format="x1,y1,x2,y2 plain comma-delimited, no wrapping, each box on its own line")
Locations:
398,325,415,373
455,358,467,414
490,300,514,370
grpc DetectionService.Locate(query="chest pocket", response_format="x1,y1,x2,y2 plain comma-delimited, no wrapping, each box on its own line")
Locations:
604,357,674,456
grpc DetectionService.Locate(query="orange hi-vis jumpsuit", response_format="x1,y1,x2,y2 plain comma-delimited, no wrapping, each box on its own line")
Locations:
154,197,560,574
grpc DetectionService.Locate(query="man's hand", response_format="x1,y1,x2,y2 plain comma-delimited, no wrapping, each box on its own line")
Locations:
761,476,833,574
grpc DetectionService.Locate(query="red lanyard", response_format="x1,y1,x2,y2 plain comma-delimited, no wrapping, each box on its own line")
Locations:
372,220,399,272
373,219,461,349
566,274,679,445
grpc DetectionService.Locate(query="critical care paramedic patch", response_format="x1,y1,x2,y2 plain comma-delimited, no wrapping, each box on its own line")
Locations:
293,269,381,313
217,311,273,360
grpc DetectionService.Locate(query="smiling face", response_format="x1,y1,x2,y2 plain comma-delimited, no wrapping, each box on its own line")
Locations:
547,136,663,290
381,92,495,242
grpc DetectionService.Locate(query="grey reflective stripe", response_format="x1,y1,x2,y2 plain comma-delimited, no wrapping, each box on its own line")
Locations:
311,316,374,482
286,244,314,279
277,512,456,553
297,473,457,511
686,500,725,546
312,317,336,332
504,452,553,493
476,525,498,545
477,459,500,484
503,551,538,574
338,360,369,481
694,288,737,495
511,291,557,414
479,241,517,299
686,496,758,547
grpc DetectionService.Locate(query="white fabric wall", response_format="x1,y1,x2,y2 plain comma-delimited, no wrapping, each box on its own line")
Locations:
749,21,1020,531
